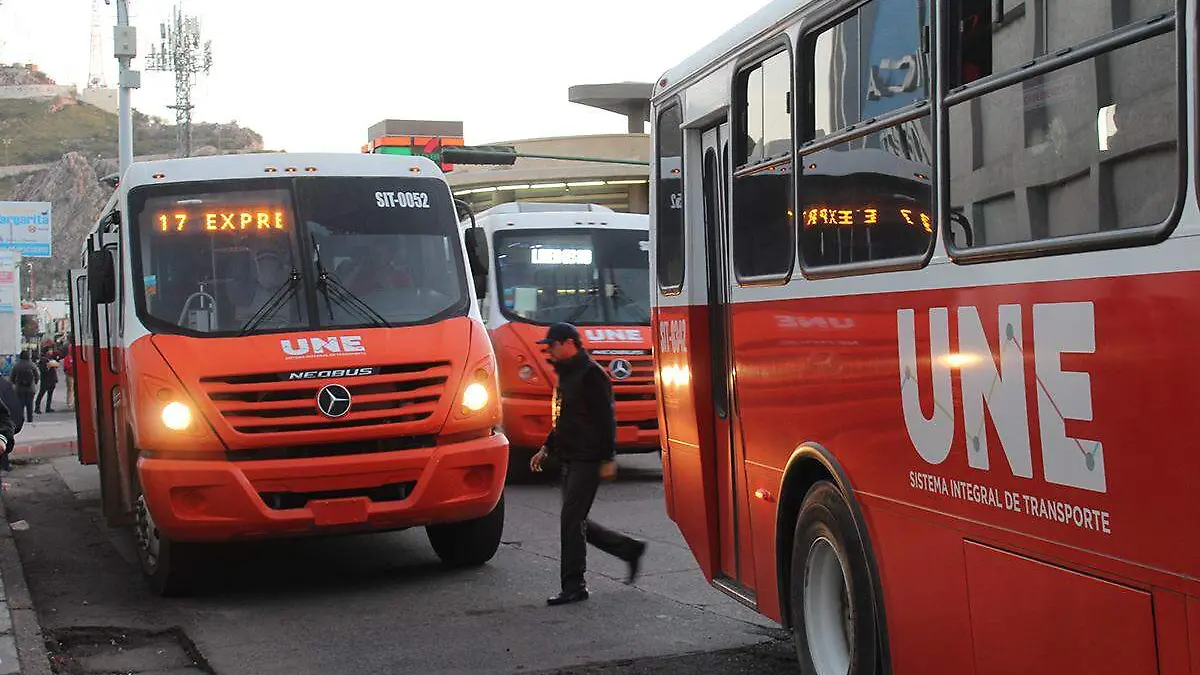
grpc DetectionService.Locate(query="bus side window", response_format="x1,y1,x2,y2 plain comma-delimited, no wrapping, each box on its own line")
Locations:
950,0,1174,88
732,50,794,282
946,0,1179,250
798,0,933,269
655,104,685,292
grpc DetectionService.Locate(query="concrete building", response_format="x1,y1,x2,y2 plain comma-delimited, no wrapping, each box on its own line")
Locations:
447,82,653,214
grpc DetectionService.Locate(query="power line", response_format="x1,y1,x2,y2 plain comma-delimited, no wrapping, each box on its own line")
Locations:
145,4,212,158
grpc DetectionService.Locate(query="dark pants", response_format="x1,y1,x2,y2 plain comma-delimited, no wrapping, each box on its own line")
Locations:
36,384,55,412
560,460,641,593
16,389,33,423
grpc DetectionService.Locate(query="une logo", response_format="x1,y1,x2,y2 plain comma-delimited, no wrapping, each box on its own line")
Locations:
898,302,1106,494
585,329,644,342
280,335,366,358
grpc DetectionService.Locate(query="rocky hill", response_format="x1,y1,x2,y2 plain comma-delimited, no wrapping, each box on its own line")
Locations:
0,98,265,167
0,65,267,298
0,63,54,86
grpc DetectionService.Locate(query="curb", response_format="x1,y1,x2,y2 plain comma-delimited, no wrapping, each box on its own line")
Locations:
0,488,49,675
11,441,75,461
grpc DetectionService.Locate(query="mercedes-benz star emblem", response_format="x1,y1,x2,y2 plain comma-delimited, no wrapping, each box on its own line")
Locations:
316,384,352,419
608,359,633,381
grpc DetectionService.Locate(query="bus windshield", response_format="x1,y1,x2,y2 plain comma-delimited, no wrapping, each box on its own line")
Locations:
494,228,650,326
131,176,468,335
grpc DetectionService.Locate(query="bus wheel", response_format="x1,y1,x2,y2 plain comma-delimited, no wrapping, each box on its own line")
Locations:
134,493,197,596
790,481,878,675
426,494,505,567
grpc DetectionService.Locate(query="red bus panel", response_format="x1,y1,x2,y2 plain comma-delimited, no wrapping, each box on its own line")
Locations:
963,542,1157,675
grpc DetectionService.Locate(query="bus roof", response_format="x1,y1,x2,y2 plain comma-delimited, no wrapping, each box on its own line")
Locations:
476,202,615,217
653,0,816,101
120,152,447,188
465,209,648,233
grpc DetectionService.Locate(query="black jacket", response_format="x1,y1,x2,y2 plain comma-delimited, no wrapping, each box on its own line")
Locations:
10,360,37,392
0,378,20,435
543,351,616,462
0,377,15,445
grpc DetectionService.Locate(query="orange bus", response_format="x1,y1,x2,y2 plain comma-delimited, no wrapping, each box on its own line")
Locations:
69,152,506,595
651,1,1195,673
462,203,658,469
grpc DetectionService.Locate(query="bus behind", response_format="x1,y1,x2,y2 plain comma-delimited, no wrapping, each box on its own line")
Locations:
463,203,658,468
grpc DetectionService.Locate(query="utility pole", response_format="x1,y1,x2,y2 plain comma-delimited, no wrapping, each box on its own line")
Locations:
111,0,140,179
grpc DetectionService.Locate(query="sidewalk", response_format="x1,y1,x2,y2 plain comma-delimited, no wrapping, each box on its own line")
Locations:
0,385,73,675
11,387,76,460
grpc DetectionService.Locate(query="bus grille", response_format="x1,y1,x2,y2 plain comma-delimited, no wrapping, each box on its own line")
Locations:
541,349,656,393
199,361,452,435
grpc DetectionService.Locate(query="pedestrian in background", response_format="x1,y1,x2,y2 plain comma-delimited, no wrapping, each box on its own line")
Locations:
10,352,36,425
36,353,58,414
530,322,646,606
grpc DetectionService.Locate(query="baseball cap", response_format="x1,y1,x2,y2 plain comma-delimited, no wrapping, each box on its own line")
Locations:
537,322,582,345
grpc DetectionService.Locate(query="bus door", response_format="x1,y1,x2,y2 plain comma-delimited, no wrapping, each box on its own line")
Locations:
88,227,129,526
700,122,755,599
68,268,98,465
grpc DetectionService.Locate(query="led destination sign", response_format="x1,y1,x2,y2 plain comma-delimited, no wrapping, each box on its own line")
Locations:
154,208,288,234
530,248,593,265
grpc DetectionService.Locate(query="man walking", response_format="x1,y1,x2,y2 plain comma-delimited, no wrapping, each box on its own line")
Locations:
10,352,36,425
530,322,646,606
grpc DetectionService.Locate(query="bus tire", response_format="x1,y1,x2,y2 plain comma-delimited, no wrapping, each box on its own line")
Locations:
426,493,505,567
135,493,197,597
790,481,878,675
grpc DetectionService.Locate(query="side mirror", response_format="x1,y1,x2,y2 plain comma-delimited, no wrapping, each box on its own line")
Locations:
465,228,489,277
87,249,116,305
457,199,490,292
465,229,489,299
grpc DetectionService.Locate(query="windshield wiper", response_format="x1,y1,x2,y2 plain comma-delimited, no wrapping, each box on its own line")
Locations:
238,269,302,336
564,288,603,324
310,234,389,328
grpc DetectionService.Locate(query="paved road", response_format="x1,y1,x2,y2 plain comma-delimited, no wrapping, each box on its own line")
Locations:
2,452,791,675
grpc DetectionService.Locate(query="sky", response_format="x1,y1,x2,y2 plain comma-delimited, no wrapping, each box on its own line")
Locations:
1,0,773,152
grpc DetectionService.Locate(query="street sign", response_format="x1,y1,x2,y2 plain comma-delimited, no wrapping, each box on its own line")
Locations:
0,201,52,258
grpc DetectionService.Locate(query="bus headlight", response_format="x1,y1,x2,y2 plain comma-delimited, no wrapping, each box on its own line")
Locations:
161,401,193,431
518,365,535,381
462,382,489,412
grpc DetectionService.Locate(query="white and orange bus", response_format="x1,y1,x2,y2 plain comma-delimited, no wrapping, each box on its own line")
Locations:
651,0,1193,673
69,152,506,595
462,202,658,468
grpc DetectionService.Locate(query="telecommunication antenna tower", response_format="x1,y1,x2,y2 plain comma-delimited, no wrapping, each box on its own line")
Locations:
145,4,212,158
87,0,109,88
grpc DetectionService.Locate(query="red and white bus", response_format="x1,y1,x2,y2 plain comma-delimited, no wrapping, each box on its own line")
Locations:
651,0,1194,673
463,202,658,467
69,152,507,595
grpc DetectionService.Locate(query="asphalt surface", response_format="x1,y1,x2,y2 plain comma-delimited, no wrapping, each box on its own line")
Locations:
1,452,792,675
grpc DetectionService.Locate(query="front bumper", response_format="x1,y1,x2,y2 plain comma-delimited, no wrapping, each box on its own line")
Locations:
138,432,508,542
